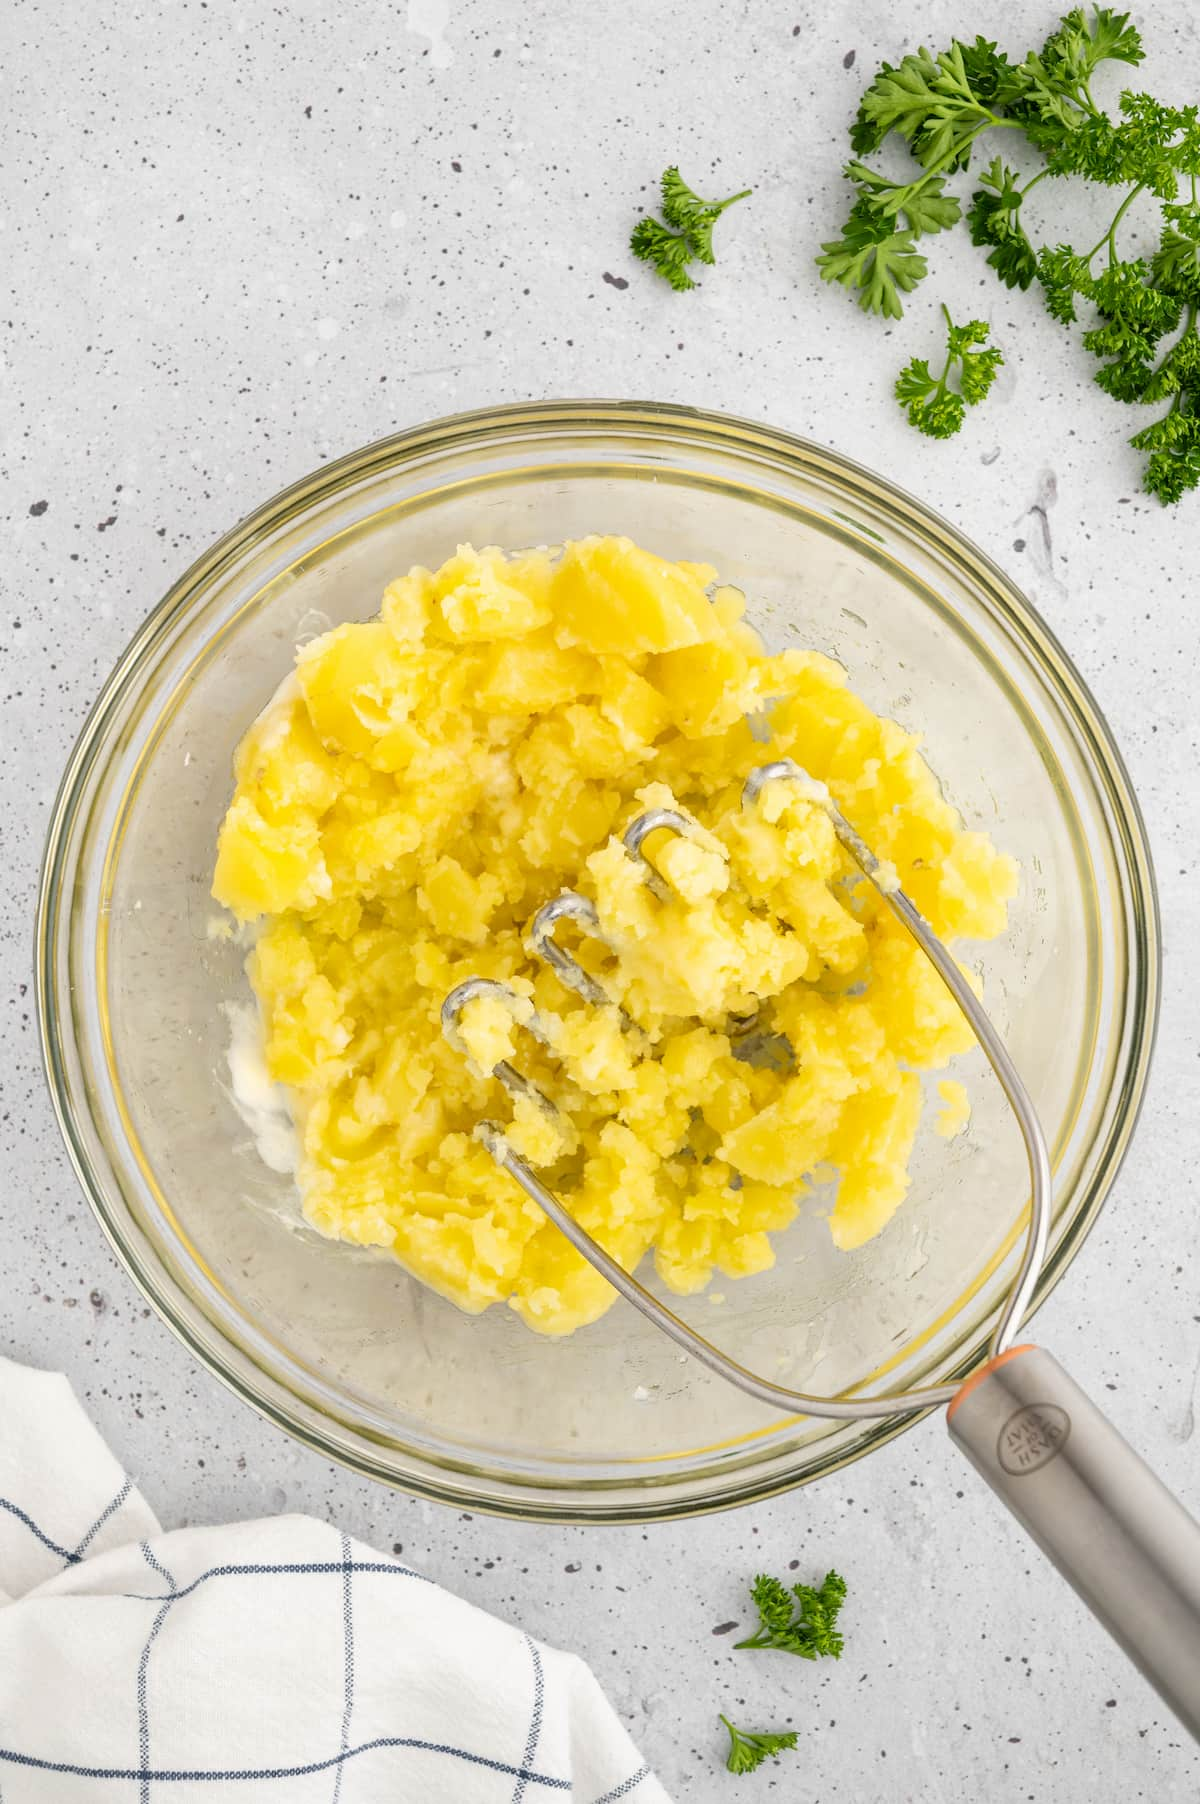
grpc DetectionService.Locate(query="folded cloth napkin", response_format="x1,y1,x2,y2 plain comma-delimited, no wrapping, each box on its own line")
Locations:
0,1358,668,1802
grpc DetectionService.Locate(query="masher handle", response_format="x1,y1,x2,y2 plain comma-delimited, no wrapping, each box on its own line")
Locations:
947,1344,1200,1740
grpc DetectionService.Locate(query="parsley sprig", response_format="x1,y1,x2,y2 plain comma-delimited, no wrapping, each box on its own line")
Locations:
631,167,752,291
896,308,1004,437
822,8,1200,503
713,1567,846,1778
734,1568,847,1659
720,1716,798,1776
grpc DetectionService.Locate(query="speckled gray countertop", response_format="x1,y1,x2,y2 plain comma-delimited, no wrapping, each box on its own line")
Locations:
4,0,1200,1795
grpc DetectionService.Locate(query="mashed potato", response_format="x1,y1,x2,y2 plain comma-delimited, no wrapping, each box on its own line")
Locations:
213,535,1017,1335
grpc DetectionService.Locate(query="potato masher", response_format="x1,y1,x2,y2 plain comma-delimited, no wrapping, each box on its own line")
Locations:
442,759,1200,1736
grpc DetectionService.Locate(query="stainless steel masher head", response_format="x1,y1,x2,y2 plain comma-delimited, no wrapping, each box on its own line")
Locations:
442,759,1200,1736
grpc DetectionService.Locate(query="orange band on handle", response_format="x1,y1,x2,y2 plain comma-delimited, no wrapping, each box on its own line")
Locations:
946,1343,1038,1423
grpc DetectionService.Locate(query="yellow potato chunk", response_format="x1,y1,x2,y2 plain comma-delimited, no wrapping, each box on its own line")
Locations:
212,536,1017,1333
552,535,719,653
436,545,553,641
650,639,760,737
213,795,331,917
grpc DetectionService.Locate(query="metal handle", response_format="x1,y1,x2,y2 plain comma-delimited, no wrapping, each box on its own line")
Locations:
947,1344,1200,1739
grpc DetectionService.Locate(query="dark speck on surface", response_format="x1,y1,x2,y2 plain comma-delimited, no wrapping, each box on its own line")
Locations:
843,48,856,67
304,104,312,117
711,1621,739,1636
451,160,462,171
29,500,48,516
602,272,629,290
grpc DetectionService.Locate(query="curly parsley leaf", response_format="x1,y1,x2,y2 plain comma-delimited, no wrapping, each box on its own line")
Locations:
817,208,928,318
1083,270,1187,408
957,36,1018,106
857,42,1000,170
1036,243,1096,322
1141,314,1200,400
1135,294,1200,499
967,156,1038,288
735,1568,848,1658
850,59,898,155
1082,258,1183,397
1152,202,1200,300
1042,93,1197,192
895,356,964,437
844,162,963,235
895,309,1003,436
1043,5,1144,83
1001,9,1145,155
659,166,753,263
630,168,751,289
720,1717,799,1776
630,218,696,291
1142,414,1200,502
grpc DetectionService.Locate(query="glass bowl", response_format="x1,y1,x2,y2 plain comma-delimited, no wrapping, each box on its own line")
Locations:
37,401,1159,1520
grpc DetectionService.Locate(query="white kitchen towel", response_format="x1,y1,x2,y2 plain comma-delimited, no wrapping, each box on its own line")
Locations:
0,1358,669,1802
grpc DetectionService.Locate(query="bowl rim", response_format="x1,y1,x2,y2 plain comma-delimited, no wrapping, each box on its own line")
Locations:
35,397,1162,1521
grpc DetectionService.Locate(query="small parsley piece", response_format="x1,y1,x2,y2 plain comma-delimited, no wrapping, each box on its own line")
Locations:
735,1568,848,1658
659,167,753,262
630,167,751,290
896,308,1003,437
719,1716,799,1776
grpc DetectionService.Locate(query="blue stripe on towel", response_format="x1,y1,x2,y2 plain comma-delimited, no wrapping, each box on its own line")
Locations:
0,1736,574,1788
511,1635,546,1804
331,1532,355,1804
0,1497,79,1564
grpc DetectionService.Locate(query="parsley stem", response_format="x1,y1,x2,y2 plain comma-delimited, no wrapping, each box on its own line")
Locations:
935,303,957,395
916,114,1021,191
1017,168,1051,202
1102,182,1146,264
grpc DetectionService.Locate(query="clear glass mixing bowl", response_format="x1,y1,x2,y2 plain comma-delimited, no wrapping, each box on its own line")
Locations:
37,402,1159,1520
